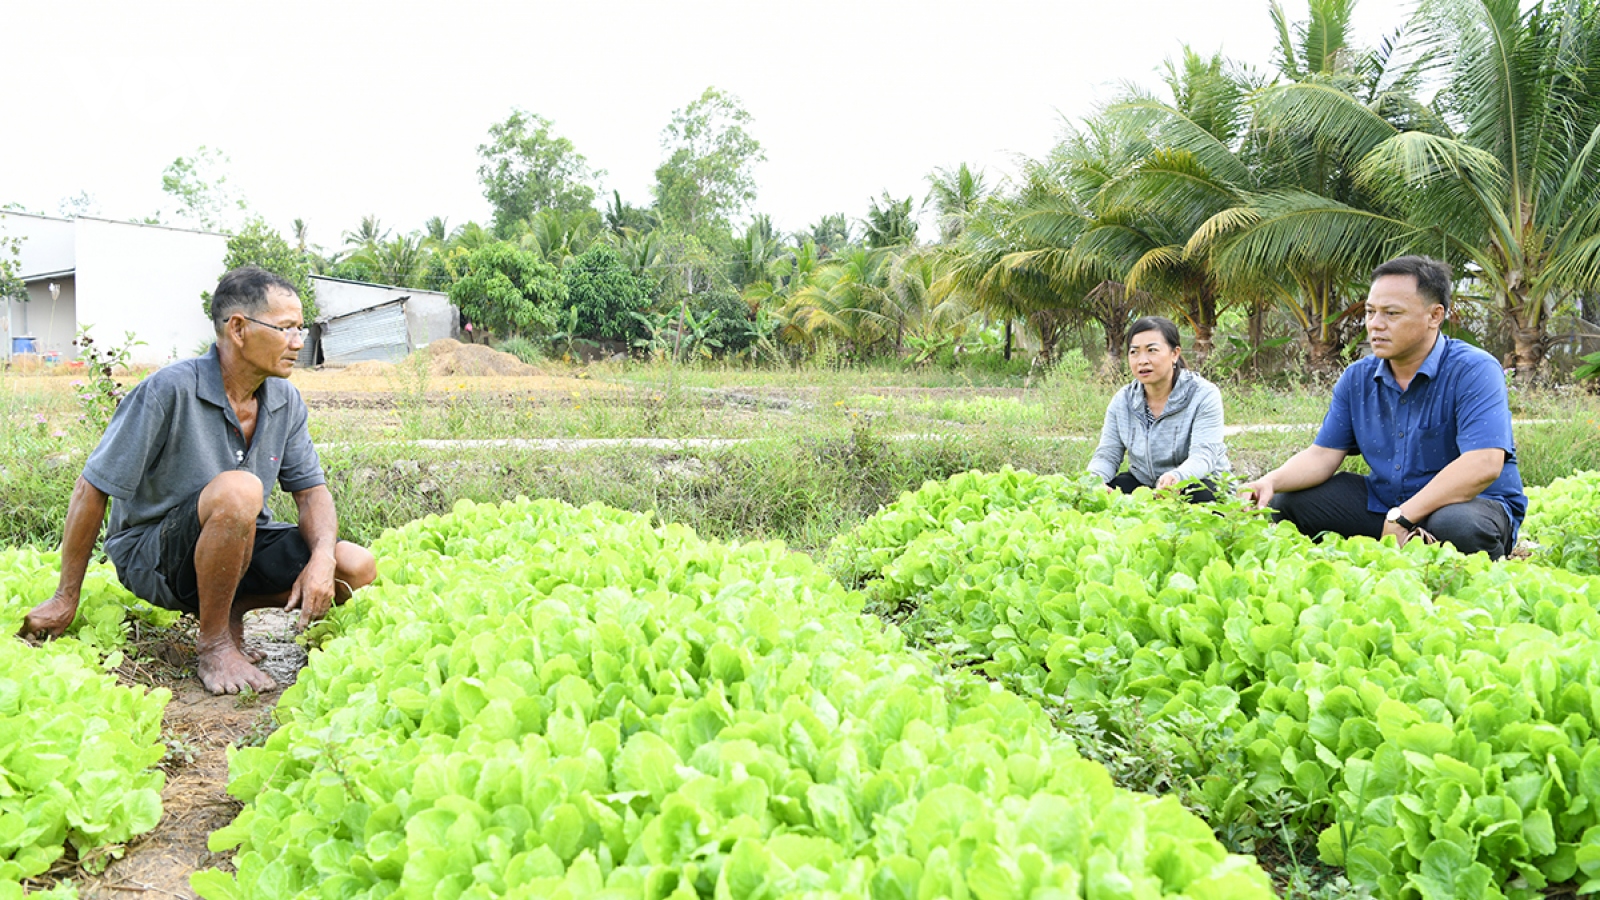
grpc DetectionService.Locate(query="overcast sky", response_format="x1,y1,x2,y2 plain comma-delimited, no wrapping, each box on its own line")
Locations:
2,0,1411,247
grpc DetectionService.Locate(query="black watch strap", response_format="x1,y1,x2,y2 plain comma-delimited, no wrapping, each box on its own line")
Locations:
1394,512,1419,531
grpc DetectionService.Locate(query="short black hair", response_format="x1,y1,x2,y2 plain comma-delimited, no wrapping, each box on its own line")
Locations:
1127,315,1185,370
1372,255,1452,312
212,266,299,334
1126,315,1185,389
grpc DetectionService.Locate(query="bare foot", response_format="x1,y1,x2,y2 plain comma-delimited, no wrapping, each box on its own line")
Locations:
196,643,277,695
20,595,79,639
229,613,267,663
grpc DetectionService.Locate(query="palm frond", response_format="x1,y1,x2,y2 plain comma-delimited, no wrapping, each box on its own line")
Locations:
1207,190,1416,280
1354,130,1507,230
1108,99,1254,187
1253,82,1401,165
1095,150,1243,234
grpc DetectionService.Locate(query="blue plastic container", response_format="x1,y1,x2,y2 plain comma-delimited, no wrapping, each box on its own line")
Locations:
11,336,38,354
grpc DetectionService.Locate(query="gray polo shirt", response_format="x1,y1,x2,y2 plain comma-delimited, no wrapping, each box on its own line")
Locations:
82,345,325,608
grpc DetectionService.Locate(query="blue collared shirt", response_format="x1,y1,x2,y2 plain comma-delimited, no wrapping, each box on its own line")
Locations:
1314,334,1527,539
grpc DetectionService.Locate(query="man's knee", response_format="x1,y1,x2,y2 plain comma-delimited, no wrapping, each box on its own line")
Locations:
336,541,378,590
199,471,265,525
1423,502,1509,559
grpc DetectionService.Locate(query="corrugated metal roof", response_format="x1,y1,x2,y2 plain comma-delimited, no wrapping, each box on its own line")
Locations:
310,274,448,299
322,301,409,365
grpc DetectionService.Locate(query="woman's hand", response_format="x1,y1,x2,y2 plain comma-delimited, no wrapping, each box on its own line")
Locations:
1155,472,1181,492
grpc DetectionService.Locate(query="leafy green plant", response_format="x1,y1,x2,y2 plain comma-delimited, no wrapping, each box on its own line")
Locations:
1573,350,1600,383
830,467,1600,899
1522,470,1600,574
0,548,173,883
194,498,1274,899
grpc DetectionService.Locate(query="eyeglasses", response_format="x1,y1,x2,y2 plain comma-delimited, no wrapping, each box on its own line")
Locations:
242,315,309,342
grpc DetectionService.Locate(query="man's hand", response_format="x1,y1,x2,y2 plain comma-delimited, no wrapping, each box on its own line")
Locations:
1382,520,1437,548
20,591,81,639
284,553,338,630
1155,472,1181,492
1238,478,1274,509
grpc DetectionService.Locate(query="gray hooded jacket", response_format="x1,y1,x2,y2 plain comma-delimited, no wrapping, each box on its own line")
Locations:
1087,368,1230,486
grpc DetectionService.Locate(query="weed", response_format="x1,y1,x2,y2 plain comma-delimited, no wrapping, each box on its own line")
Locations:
236,709,279,749
161,735,201,772
493,335,544,366
386,345,433,440
70,326,145,432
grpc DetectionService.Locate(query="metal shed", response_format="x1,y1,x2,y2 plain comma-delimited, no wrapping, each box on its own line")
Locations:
320,299,410,365
302,276,458,367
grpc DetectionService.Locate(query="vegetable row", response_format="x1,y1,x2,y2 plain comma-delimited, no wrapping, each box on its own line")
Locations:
828,468,1600,900
1523,470,1600,575
196,497,1273,899
0,548,172,892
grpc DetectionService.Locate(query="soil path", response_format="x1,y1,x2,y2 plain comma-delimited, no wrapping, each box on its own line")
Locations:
71,610,306,899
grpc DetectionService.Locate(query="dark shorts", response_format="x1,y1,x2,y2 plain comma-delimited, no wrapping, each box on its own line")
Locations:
153,488,312,615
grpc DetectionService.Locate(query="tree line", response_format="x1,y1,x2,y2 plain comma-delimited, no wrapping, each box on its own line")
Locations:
32,0,1600,379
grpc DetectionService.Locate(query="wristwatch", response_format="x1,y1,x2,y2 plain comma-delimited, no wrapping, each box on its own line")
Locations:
1386,507,1418,531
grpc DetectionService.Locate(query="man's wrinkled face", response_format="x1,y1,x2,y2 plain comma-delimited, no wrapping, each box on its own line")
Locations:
237,287,306,379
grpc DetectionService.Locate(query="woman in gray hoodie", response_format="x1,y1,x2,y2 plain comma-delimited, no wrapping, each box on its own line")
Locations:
1087,316,1230,502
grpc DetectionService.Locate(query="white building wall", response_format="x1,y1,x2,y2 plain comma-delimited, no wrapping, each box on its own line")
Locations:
74,217,227,366
404,291,458,345
0,211,76,276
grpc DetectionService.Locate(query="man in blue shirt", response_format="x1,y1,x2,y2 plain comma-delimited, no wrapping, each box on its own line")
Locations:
1241,256,1526,559
21,267,377,694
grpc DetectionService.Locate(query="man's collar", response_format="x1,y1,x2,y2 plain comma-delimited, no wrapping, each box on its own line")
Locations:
1416,332,1448,379
196,344,288,411
196,345,228,408
1375,332,1448,387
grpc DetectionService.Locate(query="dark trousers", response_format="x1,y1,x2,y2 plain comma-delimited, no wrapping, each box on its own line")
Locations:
1270,471,1513,560
1108,471,1220,504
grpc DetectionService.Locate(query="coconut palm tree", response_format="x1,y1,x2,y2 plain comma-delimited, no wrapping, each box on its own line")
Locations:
803,214,854,258
862,193,919,249
342,214,389,252
1410,0,1600,373
728,215,784,290
517,209,599,268
345,232,432,288
1173,0,1446,370
743,238,822,319
778,246,910,353
1071,47,1259,362
962,121,1164,366
1209,0,1600,375
925,163,992,244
